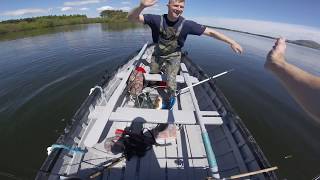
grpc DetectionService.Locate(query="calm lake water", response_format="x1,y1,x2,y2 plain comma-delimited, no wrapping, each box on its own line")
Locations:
0,24,319,180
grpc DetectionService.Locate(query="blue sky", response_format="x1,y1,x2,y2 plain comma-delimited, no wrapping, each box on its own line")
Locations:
184,0,319,28
1,0,320,42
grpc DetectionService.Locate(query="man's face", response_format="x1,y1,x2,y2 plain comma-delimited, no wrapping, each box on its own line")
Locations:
167,1,185,19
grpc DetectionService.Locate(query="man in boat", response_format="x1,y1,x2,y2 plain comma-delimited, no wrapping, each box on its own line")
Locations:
265,38,320,123
128,0,243,108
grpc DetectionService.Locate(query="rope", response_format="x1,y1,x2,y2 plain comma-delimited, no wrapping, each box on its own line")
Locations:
47,144,86,155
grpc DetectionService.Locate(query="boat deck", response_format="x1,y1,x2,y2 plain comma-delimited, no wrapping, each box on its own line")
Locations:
73,45,262,179
37,44,276,180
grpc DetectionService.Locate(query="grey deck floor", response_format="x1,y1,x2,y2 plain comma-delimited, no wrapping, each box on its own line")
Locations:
82,122,210,180
80,88,211,180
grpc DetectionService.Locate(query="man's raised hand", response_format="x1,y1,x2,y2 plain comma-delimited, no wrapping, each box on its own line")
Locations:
140,0,158,7
231,42,243,54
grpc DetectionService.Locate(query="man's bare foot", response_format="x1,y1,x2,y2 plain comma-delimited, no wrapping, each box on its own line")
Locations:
265,37,287,71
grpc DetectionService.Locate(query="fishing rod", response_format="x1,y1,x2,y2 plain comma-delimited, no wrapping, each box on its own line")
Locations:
176,69,233,96
89,155,126,179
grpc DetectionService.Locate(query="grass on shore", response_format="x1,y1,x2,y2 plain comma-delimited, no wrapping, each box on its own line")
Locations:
0,14,135,34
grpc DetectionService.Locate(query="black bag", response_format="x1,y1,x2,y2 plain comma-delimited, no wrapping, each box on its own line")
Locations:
122,128,156,160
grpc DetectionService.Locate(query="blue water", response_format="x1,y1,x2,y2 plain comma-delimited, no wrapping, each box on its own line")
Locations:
0,24,319,179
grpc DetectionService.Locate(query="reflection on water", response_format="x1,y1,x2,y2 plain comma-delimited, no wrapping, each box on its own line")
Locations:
100,22,146,32
0,24,319,179
0,24,90,41
0,23,146,41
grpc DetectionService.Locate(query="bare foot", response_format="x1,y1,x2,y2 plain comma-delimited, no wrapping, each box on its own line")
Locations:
265,37,287,70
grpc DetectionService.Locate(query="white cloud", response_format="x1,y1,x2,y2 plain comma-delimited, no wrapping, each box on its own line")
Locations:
61,7,73,11
2,8,48,16
121,1,131,5
192,17,320,43
80,7,89,11
97,6,114,11
64,0,101,6
97,6,131,12
119,6,131,12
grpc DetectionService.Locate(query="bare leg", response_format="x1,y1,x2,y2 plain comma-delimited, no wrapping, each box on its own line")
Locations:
265,38,320,123
265,37,287,71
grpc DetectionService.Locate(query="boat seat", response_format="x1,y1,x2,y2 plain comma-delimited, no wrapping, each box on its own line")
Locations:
116,70,199,84
109,107,196,124
88,107,223,125
143,73,199,83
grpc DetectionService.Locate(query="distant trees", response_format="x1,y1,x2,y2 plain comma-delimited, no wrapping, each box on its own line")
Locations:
0,15,87,24
100,10,128,21
0,12,132,34
0,15,94,34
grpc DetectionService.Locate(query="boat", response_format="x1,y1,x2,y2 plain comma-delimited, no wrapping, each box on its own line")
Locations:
36,43,277,180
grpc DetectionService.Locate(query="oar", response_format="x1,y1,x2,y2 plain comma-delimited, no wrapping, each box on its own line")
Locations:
180,64,222,178
176,69,233,96
224,166,278,180
206,166,278,180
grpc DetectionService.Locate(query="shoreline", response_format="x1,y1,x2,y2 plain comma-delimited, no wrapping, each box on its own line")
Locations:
1,15,319,50
209,25,320,50
0,17,134,35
